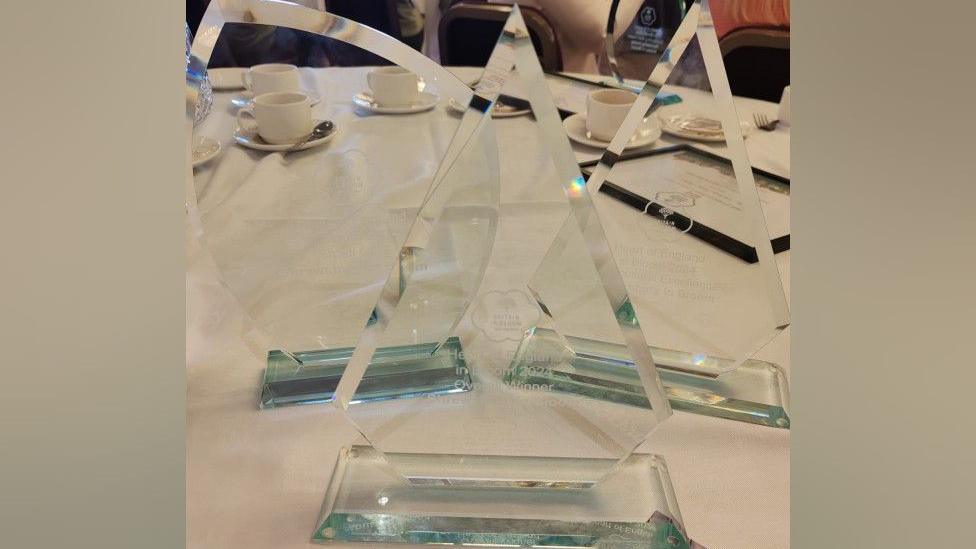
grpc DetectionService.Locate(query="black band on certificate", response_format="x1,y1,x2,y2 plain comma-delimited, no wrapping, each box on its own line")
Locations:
468,95,492,113
599,151,620,167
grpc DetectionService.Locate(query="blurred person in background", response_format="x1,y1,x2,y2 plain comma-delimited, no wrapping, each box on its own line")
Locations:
445,0,789,78
187,0,426,68
188,0,788,76
711,0,790,39
397,0,426,50
600,0,790,83
428,0,647,73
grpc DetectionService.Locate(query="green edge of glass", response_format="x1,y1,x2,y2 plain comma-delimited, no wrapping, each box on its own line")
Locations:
310,444,695,548
312,512,691,548
259,329,789,429
260,336,471,409
506,328,791,429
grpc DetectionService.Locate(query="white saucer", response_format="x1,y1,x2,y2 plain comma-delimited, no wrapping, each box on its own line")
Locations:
206,67,246,91
658,113,753,142
447,97,530,118
352,91,438,114
563,113,662,150
233,120,338,152
230,89,322,108
192,136,221,167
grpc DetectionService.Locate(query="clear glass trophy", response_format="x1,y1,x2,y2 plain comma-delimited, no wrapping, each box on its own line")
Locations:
534,0,792,429
602,0,686,82
182,1,793,546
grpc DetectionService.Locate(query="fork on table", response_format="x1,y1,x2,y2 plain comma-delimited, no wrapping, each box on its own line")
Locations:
753,112,779,131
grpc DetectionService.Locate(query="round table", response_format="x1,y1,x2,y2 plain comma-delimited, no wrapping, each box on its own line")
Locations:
188,66,791,549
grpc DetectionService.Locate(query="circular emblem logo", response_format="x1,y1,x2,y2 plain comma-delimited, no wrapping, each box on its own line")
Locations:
640,6,657,27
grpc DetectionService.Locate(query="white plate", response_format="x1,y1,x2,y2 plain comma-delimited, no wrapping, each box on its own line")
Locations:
447,97,531,118
230,89,322,108
191,136,221,167
658,113,753,142
563,113,662,150
206,67,246,91
233,120,338,152
352,91,438,114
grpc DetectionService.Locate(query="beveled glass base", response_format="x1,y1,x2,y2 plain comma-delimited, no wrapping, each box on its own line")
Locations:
313,446,699,548
506,328,791,428
260,337,470,409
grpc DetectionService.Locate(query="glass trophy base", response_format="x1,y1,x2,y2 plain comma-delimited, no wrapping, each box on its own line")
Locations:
260,337,470,409
506,328,791,428
313,445,696,548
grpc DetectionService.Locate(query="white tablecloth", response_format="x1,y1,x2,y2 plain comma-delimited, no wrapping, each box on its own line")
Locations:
188,67,790,549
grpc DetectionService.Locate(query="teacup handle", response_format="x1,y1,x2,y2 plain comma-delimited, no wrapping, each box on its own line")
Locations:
236,108,258,132
241,69,252,90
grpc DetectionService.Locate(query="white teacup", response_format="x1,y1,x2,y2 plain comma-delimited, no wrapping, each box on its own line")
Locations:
367,67,419,107
242,63,301,96
236,92,312,144
586,89,638,142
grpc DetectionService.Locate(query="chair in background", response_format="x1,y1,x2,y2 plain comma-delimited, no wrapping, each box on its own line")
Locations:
438,1,562,71
719,27,790,103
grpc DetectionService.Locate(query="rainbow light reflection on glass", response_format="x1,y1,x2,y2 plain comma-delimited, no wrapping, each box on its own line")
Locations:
567,175,586,198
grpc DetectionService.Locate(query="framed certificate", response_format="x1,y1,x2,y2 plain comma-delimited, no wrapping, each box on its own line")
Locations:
580,144,790,263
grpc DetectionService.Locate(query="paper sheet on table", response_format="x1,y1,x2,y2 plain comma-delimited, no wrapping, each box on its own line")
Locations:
599,149,789,244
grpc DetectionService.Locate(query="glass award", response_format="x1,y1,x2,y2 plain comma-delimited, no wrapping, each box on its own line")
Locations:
519,0,791,428
189,1,704,547
189,0,497,410
603,0,686,82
